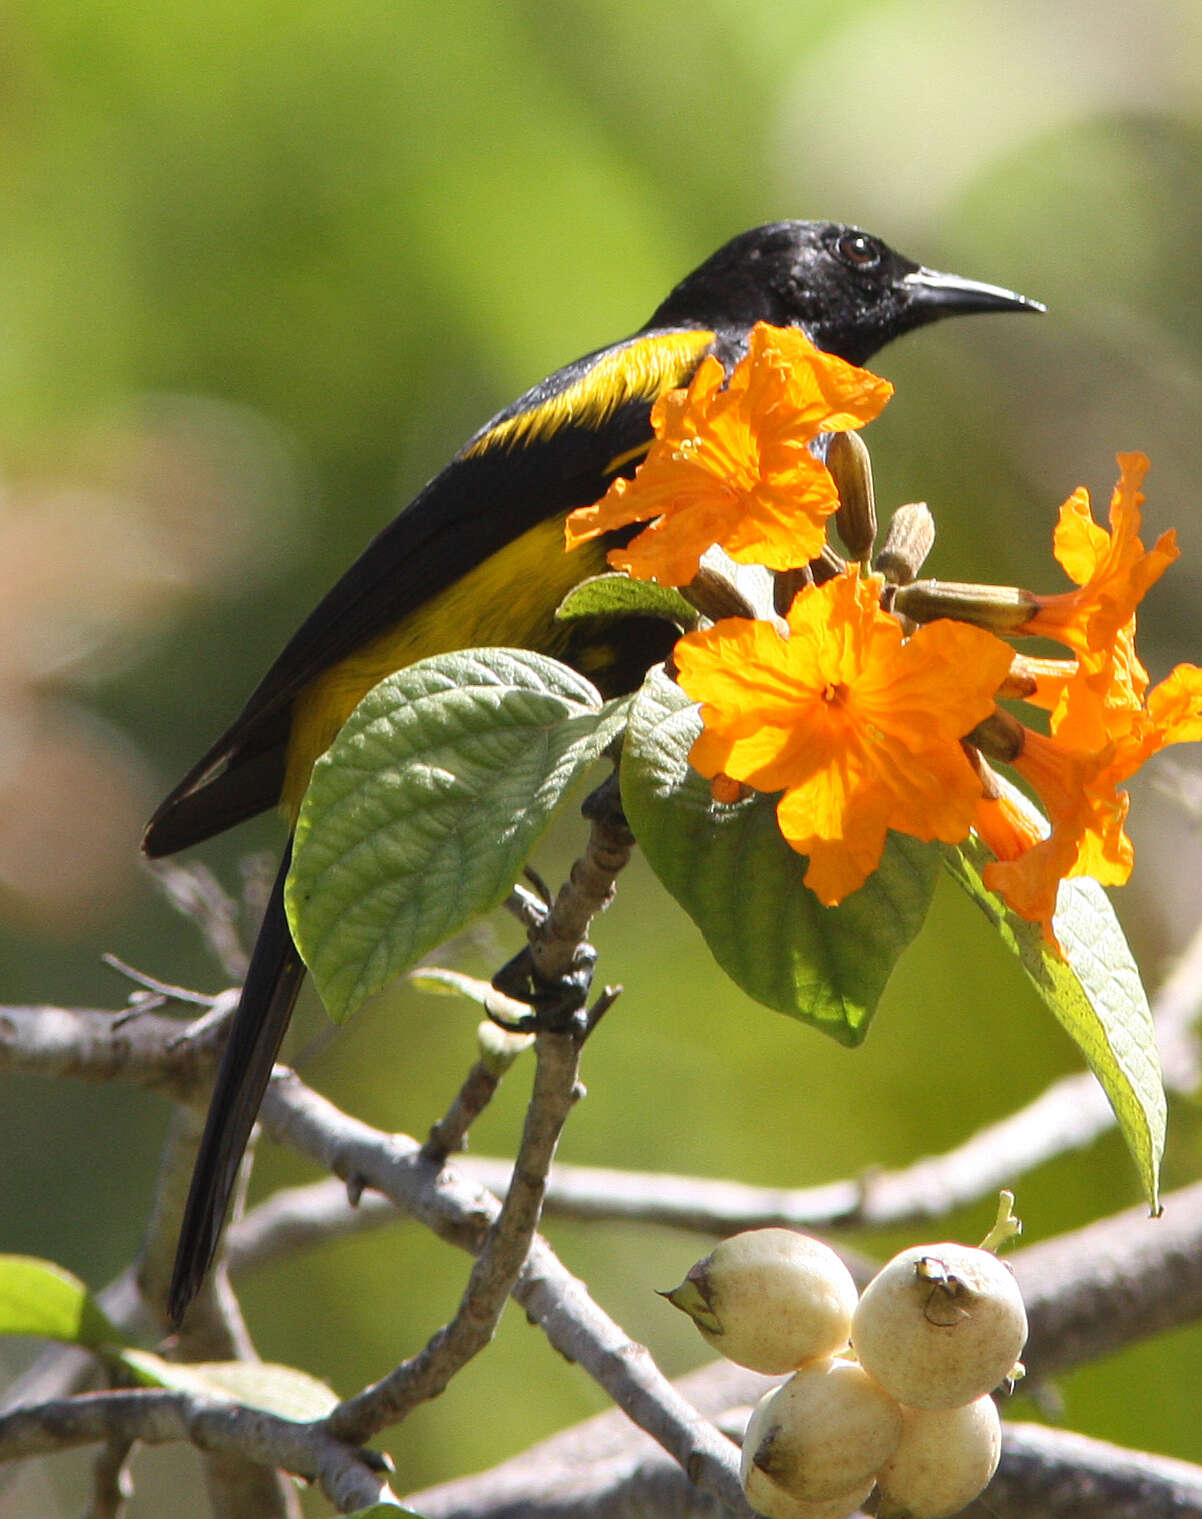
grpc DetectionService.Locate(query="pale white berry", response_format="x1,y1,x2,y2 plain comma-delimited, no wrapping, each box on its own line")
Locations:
741,1464,874,1519
740,1357,903,1503
663,1229,857,1374
875,1394,1003,1518
851,1244,1027,1409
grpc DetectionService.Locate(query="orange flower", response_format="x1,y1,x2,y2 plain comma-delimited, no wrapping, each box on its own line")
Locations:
564,323,893,585
1020,453,1178,654
674,570,1013,904
973,789,1044,865
983,649,1202,938
982,726,1123,933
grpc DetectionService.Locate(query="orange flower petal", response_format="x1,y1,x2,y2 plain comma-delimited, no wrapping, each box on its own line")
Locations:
975,792,1044,863
675,571,1013,903
564,323,893,586
1022,454,1178,656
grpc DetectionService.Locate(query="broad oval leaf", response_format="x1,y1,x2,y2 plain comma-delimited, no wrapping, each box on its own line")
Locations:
0,1255,122,1349
287,649,620,1023
621,669,939,1046
944,823,1164,1210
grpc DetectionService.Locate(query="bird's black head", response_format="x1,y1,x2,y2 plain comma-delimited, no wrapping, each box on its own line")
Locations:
646,221,1043,366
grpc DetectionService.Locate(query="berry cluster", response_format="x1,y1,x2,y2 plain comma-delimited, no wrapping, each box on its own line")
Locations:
663,1227,1027,1519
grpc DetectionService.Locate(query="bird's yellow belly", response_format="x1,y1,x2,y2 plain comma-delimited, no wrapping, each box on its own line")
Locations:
281,515,606,816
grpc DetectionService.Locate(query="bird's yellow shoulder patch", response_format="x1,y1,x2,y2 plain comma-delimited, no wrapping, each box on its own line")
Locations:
466,329,714,457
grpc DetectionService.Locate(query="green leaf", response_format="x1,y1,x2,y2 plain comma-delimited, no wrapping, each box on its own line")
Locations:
621,670,939,1046
944,831,1164,1210
120,1350,339,1421
408,966,497,1003
0,1256,123,1349
287,648,621,1023
555,572,698,628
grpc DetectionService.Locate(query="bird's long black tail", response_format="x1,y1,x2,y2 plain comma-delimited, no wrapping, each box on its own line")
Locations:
168,840,305,1324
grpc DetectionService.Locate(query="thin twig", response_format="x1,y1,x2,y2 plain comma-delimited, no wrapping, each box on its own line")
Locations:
8,1060,1202,1513
87,1436,134,1519
0,1389,396,1514
101,953,217,1009
421,1059,506,1164
255,1073,749,1513
407,1357,759,1519
329,1025,588,1443
144,858,251,981
503,882,548,931
529,773,634,984
0,1001,227,1103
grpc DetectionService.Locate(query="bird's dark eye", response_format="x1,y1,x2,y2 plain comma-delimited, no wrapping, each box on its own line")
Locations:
834,231,882,270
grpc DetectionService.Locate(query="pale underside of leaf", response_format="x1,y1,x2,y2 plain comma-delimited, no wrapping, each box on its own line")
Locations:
944,827,1164,1211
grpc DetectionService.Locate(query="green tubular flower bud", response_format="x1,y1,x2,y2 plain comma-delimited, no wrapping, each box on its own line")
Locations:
875,502,935,585
893,578,1036,631
828,429,877,563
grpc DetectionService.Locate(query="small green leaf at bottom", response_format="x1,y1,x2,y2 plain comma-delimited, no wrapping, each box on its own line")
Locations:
0,1256,123,1349
120,1349,340,1421
621,669,939,1046
944,832,1164,1210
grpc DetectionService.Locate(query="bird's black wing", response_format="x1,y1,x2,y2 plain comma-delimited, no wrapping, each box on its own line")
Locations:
144,326,718,855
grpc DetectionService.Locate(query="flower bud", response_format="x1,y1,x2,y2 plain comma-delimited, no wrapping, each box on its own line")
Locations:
683,563,759,622
828,430,876,562
741,1358,903,1504
662,1229,857,1374
875,1395,1002,1518
851,1244,1027,1409
967,707,1026,764
893,579,1035,631
875,503,935,585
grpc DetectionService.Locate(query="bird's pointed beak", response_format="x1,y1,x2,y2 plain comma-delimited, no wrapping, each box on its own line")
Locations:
902,266,1046,318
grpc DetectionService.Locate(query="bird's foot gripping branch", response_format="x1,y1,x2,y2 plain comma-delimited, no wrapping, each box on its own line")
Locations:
287,321,1192,1211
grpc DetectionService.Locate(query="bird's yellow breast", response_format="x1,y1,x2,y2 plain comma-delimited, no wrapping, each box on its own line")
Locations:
281,515,607,816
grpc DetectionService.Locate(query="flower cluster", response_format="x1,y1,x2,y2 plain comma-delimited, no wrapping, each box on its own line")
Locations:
565,323,1202,948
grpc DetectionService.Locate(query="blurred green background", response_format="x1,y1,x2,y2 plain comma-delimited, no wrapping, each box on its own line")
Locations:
2,0,1202,1512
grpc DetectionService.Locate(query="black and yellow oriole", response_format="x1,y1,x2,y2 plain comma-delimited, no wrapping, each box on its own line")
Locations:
146,220,1041,1322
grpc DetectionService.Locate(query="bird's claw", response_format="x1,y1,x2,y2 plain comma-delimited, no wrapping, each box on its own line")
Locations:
488,943,597,1034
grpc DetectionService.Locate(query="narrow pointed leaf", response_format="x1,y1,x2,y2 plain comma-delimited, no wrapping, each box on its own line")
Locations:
621,669,938,1045
944,830,1164,1210
287,649,621,1023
